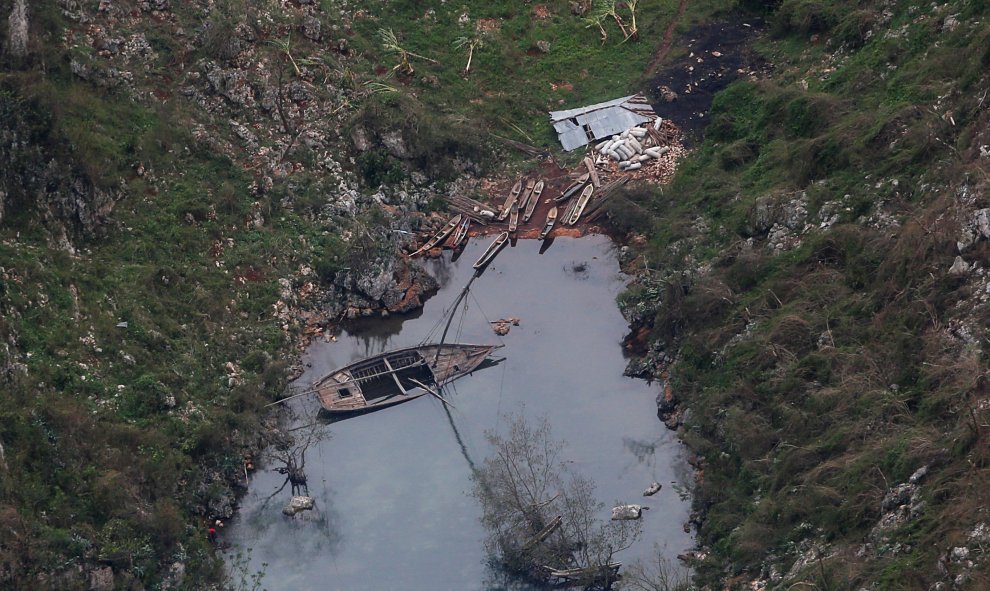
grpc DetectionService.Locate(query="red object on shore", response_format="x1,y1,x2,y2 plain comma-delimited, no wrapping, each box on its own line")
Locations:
208,527,217,543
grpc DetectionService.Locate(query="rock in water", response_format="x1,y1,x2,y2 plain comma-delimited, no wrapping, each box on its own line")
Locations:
643,482,662,496
283,495,315,516
611,504,644,520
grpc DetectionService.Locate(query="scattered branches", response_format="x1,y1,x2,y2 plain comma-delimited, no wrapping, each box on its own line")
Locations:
268,33,301,76
363,81,399,96
453,35,485,76
377,28,437,75
585,0,640,44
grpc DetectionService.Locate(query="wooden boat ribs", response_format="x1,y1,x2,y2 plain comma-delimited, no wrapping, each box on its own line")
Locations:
314,343,498,416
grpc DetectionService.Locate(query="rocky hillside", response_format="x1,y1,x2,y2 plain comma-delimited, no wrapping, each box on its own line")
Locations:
611,1,990,588
1,0,989,589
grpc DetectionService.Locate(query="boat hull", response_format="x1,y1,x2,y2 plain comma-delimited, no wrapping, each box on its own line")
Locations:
565,185,594,225
474,231,509,269
314,343,498,416
539,206,558,240
523,180,544,223
410,214,463,257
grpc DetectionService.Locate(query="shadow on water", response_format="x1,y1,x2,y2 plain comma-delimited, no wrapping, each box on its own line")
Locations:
225,235,693,591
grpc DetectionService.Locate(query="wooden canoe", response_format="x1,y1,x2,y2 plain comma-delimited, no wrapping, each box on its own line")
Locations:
448,216,471,249
313,343,499,416
516,178,536,214
410,214,463,257
555,173,590,203
565,185,594,226
474,231,509,269
498,180,522,221
508,203,520,234
523,180,544,223
538,206,558,240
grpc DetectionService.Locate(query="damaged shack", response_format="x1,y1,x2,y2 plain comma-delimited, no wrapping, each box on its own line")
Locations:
549,94,656,151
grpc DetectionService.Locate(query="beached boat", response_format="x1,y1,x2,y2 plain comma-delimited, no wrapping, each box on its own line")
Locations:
538,206,558,240
498,180,522,221
313,343,499,416
508,203,520,234
448,216,471,249
410,214,463,257
555,173,590,203
474,231,509,269
565,185,594,226
523,180,544,223
516,178,536,214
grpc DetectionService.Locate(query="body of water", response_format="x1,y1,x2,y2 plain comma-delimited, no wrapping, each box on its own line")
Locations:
225,235,692,590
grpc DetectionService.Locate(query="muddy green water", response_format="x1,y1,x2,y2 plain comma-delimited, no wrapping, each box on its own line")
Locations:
225,235,692,590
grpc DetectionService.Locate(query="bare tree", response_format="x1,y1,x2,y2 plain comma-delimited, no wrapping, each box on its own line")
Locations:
472,410,641,589
6,0,28,59
261,421,330,504
624,551,692,591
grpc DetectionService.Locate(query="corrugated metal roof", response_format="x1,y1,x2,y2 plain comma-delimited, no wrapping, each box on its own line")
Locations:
549,94,656,151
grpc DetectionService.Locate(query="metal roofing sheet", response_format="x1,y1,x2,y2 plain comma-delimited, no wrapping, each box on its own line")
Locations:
548,95,637,122
549,94,657,151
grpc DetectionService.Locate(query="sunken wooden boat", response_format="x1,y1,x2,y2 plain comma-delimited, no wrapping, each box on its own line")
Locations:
555,173,589,203
448,216,471,249
523,180,544,223
565,184,594,226
498,180,522,221
538,206,558,240
314,343,499,416
410,214,463,258
474,231,510,269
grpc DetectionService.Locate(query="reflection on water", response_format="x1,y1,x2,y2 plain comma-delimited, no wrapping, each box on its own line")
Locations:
225,235,693,590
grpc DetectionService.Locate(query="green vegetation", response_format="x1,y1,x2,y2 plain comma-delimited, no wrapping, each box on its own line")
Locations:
0,0,708,587
609,0,990,587
2,0,988,588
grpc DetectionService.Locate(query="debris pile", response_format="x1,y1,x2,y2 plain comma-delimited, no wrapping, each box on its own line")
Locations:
591,118,687,184
490,317,520,335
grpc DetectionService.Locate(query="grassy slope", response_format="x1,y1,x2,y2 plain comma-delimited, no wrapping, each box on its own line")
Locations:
4,0,986,588
0,0,713,588
610,0,990,588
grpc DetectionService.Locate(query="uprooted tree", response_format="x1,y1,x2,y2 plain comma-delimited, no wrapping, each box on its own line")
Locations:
472,411,641,589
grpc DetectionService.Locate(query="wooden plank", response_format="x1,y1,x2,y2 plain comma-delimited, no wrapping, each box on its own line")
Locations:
584,156,601,188
491,133,543,157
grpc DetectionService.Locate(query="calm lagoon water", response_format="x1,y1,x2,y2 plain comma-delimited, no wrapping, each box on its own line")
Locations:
225,234,693,590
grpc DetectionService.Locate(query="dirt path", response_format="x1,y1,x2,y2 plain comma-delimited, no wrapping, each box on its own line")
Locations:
645,15,767,145
644,0,690,78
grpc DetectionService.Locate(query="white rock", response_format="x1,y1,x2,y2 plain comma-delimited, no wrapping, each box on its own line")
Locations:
283,495,316,516
949,256,970,276
611,504,644,520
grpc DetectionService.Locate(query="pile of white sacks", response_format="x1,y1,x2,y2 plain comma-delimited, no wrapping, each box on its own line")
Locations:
594,119,671,171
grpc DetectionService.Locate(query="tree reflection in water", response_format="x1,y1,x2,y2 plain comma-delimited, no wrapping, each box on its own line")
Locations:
472,409,641,590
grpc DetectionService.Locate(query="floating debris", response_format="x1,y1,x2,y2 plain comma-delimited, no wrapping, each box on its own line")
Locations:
643,482,662,496
491,317,521,336
611,504,646,520
283,495,315,516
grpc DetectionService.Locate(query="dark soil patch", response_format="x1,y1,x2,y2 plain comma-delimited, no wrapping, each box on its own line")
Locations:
647,16,768,146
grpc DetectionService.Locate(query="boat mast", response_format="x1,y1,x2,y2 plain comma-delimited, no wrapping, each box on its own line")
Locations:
433,274,478,366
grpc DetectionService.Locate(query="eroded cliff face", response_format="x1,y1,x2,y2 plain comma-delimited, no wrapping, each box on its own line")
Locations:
0,94,120,250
